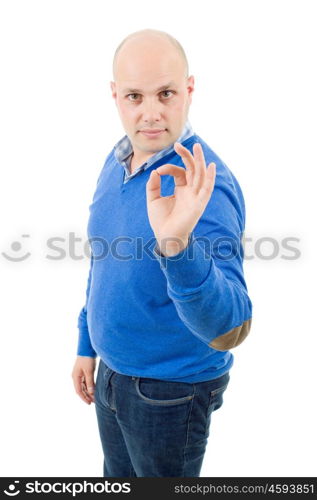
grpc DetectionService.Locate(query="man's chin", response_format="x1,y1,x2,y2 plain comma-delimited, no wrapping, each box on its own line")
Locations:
137,131,173,146
136,134,173,151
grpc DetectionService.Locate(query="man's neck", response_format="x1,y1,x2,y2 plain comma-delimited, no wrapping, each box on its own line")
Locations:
130,152,153,174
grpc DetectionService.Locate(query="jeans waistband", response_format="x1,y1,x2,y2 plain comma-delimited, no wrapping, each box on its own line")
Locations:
99,358,230,386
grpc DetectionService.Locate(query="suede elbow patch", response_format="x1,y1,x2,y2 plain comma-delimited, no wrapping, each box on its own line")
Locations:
209,318,252,351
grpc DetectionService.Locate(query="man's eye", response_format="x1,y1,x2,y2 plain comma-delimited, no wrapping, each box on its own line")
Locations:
161,90,173,98
127,93,140,101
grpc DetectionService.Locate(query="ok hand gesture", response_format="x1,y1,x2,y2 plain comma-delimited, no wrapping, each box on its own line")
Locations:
146,142,216,256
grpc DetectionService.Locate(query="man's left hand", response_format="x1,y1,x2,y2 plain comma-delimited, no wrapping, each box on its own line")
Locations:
146,142,216,257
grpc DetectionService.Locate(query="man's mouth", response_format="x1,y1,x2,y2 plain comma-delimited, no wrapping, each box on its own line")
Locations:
139,129,166,138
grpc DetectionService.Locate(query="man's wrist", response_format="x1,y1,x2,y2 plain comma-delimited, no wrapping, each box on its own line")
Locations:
155,234,190,257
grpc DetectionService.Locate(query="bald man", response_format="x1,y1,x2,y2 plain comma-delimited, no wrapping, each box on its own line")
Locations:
72,29,252,477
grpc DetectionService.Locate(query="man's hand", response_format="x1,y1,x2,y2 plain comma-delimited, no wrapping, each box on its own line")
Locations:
72,356,96,405
146,142,216,257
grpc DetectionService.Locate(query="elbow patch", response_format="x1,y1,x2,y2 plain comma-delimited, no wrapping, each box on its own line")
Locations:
209,318,252,351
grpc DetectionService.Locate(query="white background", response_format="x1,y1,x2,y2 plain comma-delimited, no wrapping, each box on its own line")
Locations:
0,0,316,477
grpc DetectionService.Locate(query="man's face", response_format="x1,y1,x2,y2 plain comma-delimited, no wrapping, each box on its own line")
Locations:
110,37,194,162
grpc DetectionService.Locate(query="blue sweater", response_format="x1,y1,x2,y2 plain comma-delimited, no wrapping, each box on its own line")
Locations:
76,133,252,383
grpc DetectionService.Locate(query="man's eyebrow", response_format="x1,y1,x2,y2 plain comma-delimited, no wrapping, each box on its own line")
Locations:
122,82,177,94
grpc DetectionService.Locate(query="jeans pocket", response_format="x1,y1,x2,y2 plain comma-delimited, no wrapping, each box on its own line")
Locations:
207,383,229,415
134,377,195,406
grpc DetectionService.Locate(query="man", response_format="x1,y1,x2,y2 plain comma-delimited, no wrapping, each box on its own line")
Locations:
71,28,252,477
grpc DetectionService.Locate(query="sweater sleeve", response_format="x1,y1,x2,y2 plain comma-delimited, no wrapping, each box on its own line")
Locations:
75,152,115,358
76,254,97,358
152,169,252,351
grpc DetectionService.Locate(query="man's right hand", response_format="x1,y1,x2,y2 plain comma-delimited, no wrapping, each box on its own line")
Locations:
71,356,96,405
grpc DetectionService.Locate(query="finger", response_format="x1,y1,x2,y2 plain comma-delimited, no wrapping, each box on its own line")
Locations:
73,374,92,404
192,142,206,193
85,372,95,402
174,142,195,185
146,169,161,203
155,164,187,187
198,162,217,203
81,377,94,404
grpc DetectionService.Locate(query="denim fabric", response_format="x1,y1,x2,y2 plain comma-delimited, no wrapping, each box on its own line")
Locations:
94,358,230,477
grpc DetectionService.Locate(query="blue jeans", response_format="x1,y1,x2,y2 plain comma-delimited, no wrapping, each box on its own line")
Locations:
94,358,230,477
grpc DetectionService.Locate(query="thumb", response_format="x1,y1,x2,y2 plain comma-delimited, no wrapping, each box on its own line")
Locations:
85,372,95,396
146,169,161,203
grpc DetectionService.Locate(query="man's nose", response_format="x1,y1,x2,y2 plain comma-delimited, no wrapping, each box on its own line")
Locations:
141,98,163,121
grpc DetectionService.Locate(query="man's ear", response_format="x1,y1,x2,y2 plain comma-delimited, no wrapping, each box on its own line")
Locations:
110,81,117,100
187,75,195,103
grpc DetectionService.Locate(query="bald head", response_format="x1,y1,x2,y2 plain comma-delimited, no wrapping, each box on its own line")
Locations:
112,29,189,81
